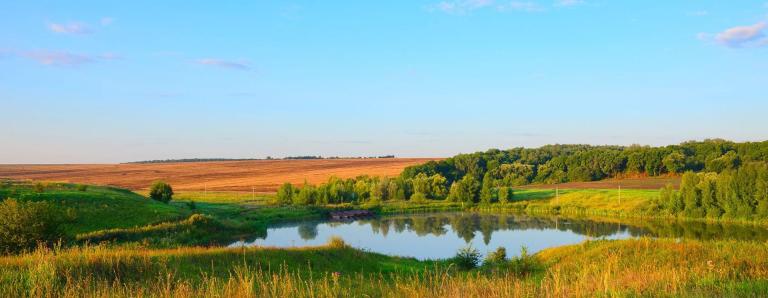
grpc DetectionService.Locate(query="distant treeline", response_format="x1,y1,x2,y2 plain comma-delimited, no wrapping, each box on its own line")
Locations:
126,155,396,164
277,139,768,207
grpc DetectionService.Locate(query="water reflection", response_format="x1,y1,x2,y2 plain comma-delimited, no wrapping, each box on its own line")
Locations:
230,213,768,260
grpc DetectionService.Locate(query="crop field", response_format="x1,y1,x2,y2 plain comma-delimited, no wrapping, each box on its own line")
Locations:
0,158,435,192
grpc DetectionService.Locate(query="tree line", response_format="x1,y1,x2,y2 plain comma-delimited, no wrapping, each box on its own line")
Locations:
278,140,768,206
656,164,768,219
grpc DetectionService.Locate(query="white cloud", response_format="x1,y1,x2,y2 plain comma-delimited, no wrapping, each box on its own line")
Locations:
433,0,495,14
196,58,251,70
48,22,91,35
498,1,542,12
714,22,767,48
21,50,93,66
16,50,120,66
555,0,584,7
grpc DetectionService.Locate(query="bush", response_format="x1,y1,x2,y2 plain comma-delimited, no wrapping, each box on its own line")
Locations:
76,184,88,192
485,247,507,264
509,246,538,275
410,192,428,204
34,182,45,193
453,244,481,270
186,200,197,210
149,181,174,204
327,236,348,249
0,199,65,254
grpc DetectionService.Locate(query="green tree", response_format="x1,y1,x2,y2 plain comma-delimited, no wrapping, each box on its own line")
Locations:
448,175,480,203
276,183,295,205
149,181,174,204
479,175,497,205
498,187,514,204
294,183,317,205
663,152,686,174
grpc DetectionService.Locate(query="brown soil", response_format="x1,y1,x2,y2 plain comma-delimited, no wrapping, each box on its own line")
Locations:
0,158,436,192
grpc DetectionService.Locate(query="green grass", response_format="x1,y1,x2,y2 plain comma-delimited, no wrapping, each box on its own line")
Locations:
172,191,275,205
0,181,186,236
513,188,660,213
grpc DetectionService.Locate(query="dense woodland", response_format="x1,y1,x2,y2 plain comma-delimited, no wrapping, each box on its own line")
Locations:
278,140,768,209
656,164,768,219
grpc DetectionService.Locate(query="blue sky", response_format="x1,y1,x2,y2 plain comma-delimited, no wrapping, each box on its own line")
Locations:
1,1,767,163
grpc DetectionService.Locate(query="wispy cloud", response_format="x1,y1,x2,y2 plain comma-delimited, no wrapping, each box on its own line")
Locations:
100,17,114,26
195,58,251,70
711,22,767,48
497,1,542,12
432,0,494,14
21,50,93,66
18,50,120,67
48,22,91,35
555,0,584,7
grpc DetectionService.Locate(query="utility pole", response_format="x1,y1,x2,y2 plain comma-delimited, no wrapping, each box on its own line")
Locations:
252,186,255,201
204,183,207,198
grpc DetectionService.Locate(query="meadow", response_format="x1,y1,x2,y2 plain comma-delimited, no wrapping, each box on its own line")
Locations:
1,238,766,297
2,178,768,297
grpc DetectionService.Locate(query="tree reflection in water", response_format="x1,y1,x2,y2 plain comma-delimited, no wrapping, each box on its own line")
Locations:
264,212,768,244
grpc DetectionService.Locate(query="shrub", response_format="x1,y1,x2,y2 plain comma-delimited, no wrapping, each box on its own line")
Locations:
34,182,45,193
410,192,428,204
76,184,88,192
509,246,538,276
327,236,348,249
149,181,174,204
0,199,65,254
453,244,481,270
485,247,507,264
186,200,197,210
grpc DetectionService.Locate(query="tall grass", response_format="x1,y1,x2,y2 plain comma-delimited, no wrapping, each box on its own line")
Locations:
1,238,766,297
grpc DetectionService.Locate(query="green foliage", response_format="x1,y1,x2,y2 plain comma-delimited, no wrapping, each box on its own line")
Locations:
148,181,174,204
276,183,295,205
452,244,481,270
33,182,45,193
485,247,507,264
402,139,768,191
76,184,88,192
498,187,514,204
0,182,184,236
448,175,480,203
509,246,537,276
326,236,349,249
663,152,686,174
0,199,65,254
658,164,768,219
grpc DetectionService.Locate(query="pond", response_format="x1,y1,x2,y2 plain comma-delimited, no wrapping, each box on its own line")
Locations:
228,212,768,260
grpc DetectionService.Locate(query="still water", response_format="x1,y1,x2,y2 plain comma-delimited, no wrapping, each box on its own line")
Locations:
229,212,768,260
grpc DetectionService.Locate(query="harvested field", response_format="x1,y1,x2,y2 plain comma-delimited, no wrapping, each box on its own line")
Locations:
0,158,436,192
518,176,680,190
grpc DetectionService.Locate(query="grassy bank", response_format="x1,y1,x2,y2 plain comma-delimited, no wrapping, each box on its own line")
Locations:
0,181,185,235
0,238,766,297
